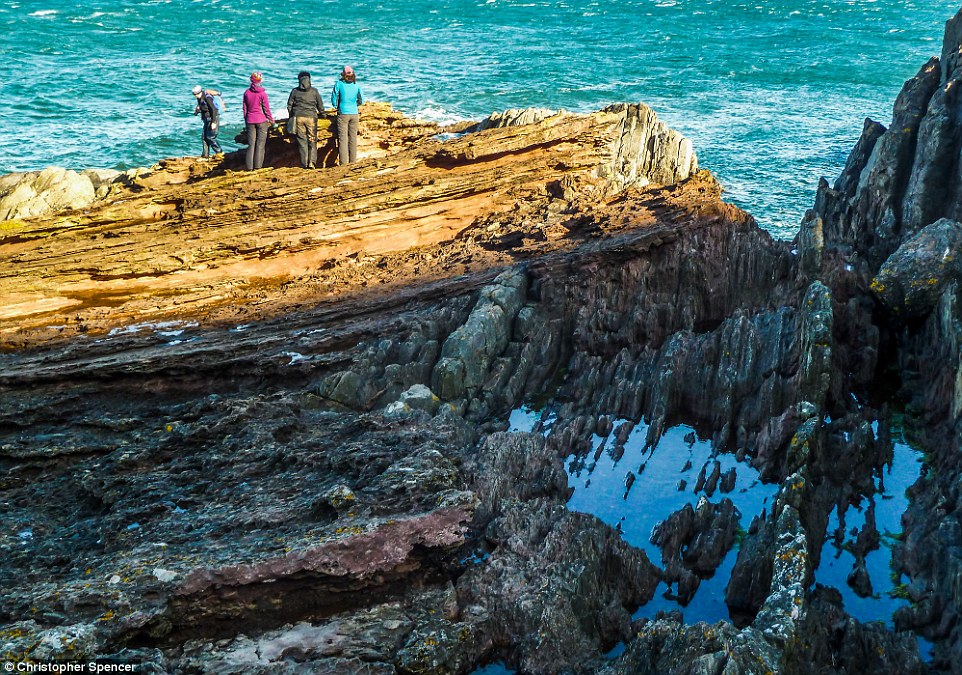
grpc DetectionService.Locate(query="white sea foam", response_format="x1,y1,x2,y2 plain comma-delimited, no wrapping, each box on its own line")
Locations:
108,320,198,337
414,104,472,127
29,9,58,17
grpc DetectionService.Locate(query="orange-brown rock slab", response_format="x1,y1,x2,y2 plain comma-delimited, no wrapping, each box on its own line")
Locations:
0,102,699,350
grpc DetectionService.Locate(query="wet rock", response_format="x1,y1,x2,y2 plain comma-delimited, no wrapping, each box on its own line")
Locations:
847,557,874,598
853,501,880,559
727,513,776,628
720,467,737,494
599,616,782,675
651,496,740,602
703,460,722,497
803,33,962,666
753,491,810,648
782,587,925,675
596,414,614,437
458,431,660,673
460,505,659,674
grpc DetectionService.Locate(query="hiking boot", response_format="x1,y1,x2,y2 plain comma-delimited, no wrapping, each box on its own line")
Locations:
308,163,316,169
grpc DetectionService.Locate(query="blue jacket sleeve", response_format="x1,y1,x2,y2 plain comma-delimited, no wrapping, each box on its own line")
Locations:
331,82,340,110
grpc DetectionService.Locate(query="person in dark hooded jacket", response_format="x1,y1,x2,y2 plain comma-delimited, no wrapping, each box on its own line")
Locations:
192,85,222,158
287,71,324,169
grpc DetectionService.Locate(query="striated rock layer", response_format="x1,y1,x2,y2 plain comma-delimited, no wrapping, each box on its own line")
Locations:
3,8,962,672
0,101,694,349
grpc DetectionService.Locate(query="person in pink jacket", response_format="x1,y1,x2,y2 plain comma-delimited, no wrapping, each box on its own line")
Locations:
242,72,274,170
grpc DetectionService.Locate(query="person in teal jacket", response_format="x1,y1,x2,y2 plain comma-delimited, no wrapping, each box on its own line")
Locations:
331,66,363,164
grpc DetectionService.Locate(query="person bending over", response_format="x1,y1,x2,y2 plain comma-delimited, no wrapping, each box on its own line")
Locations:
192,85,222,158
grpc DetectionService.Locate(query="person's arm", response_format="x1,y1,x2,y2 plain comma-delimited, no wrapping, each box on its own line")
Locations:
313,89,323,114
331,82,340,111
262,93,274,125
207,96,219,126
243,92,249,121
287,89,295,117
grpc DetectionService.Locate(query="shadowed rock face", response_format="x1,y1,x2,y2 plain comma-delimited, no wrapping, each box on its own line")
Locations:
3,10,962,674
796,9,962,670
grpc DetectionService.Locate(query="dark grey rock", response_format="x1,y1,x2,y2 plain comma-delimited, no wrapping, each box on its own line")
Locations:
871,218,962,318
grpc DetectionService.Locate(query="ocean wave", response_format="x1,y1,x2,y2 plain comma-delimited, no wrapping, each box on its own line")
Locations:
28,9,58,17
413,104,473,126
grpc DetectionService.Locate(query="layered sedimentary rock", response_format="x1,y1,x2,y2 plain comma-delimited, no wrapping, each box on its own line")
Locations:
0,100,713,673
0,101,695,349
3,8,962,673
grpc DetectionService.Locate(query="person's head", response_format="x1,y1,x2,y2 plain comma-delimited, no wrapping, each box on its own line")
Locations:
298,71,311,88
192,85,203,98
340,66,356,84
250,71,263,87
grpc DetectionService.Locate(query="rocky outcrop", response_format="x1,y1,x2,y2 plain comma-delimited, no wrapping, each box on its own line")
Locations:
603,102,697,189
0,101,696,349
0,167,129,221
0,98,715,672
794,10,962,669
475,108,559,130
651,496,740,604
871,217,962,318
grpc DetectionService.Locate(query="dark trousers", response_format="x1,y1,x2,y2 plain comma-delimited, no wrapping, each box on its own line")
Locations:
202,119,222,156
293,117,318,168
336,114,359,165
246,121,270,170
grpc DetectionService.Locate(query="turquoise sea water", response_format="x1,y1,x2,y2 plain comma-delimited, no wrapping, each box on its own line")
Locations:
1,0,958,238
